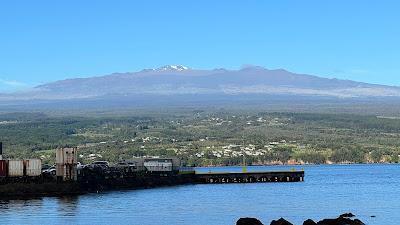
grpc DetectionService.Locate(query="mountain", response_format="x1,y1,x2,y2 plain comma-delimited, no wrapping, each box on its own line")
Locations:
2,65,400,103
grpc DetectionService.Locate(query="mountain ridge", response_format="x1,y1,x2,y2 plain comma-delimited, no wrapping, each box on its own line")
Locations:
2,65,400,102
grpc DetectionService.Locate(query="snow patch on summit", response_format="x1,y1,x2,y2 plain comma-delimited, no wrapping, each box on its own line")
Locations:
156,65,190,71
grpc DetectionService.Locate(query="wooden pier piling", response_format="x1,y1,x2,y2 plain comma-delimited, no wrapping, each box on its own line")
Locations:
195,171,304,184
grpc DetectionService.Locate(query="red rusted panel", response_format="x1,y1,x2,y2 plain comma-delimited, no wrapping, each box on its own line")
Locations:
0,160,7,177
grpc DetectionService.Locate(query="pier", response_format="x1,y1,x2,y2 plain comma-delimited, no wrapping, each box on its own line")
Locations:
0,146,306,198
195,170,304,184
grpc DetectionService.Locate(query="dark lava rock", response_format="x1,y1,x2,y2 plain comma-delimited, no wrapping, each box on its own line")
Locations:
236,217,264,225
339,213,355,218
353,219,364,225
303,219,317,225
317,217,365,225
270,218,294,225
236,214,365,225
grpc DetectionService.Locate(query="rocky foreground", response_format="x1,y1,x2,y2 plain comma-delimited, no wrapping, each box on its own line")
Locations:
237,213,366,225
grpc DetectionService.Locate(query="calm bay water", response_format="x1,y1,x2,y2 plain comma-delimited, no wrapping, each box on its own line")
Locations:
0,164,399,225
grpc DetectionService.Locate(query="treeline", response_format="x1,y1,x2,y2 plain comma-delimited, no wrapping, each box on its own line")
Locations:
1,111,400,166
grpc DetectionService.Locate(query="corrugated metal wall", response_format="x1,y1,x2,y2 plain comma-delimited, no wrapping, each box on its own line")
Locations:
25,159,42,176
8,160,24,177
56,148,78,164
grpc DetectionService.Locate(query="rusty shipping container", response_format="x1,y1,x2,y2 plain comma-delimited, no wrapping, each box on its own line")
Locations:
25,159,42,176
8,160,24,177
0,160,7,177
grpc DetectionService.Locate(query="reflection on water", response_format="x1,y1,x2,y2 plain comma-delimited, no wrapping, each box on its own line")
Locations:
57,196,79,216
0,164,399,225
0,198,43,212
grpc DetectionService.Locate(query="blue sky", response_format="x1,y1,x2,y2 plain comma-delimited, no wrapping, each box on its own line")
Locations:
0,1,399,92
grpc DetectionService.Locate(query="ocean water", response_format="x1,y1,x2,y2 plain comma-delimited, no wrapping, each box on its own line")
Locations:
0,164,399,225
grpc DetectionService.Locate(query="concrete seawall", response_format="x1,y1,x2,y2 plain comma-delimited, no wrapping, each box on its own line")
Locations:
0,170,304,199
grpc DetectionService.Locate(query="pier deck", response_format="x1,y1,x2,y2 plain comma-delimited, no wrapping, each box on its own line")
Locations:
195,170,304,183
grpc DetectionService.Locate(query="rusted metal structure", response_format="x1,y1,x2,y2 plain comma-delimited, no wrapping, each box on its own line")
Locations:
7,160,24,177
56,148,78,181
0,160,6,178
25,159,42,177
0,143,42,179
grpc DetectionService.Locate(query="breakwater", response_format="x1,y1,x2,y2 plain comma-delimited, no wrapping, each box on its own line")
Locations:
0,170,304,198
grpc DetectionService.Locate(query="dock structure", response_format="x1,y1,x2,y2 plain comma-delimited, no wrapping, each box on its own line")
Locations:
195,170,304,184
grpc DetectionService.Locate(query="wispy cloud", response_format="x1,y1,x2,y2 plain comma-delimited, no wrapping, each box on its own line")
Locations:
0,78,32,93
0,78,29,87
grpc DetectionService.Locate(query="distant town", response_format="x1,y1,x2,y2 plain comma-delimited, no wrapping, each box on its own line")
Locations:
1,108,399,167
